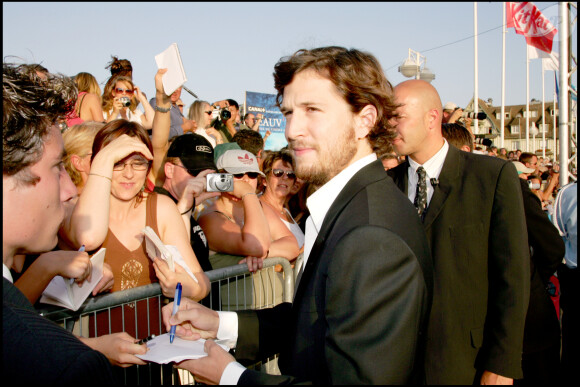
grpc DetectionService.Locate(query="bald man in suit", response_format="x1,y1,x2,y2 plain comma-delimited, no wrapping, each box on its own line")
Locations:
387,80,530,384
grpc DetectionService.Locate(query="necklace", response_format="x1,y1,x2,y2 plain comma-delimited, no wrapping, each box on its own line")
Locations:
262,196,287,217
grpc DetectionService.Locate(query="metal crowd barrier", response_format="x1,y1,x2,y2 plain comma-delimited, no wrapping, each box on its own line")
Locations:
36,258,295,385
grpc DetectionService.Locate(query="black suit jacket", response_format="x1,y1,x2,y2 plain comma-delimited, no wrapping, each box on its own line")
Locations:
3,278,116,385
388,146,530,384
518,179,564,354
233,160,433,384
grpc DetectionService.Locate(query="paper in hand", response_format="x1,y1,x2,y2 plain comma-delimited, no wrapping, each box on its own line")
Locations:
135,333,229,364
154,43,187,96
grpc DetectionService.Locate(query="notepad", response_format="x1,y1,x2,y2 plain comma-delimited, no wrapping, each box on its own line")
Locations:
141,226,198,283
142,226,175,271
155,43,187,96
135,333,230,364
39,248,106,311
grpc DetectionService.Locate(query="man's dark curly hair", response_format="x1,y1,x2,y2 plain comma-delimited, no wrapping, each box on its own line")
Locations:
3,62,77,183
273,46,399,153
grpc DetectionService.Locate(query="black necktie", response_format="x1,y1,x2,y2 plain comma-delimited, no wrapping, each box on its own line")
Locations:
414,166,427,218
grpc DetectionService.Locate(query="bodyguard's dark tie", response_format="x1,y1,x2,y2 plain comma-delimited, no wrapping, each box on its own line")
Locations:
414,166,427,219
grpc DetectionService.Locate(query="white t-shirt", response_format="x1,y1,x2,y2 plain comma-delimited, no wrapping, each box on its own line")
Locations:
106,107,144,124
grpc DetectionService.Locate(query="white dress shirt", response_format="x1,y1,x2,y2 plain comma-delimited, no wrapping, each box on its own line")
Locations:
3,263,14,283
407,139,449,207
217,153,378,384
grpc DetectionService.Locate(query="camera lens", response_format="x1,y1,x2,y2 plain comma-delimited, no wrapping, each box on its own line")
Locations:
221,109,232,121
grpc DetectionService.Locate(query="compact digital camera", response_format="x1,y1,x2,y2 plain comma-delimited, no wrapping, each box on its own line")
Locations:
119,96,131,107
206,173,234,192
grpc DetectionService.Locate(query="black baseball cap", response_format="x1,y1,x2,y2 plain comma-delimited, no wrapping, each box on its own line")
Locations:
166,134,216,176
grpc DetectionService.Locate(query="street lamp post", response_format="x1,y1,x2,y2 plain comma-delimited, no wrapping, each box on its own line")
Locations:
398,48,436,83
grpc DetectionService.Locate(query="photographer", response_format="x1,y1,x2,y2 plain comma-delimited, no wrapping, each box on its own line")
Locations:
211,99,240,142
241,112,264,131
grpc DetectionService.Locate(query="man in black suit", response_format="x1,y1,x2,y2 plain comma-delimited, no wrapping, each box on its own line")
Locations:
387,79,530,384
3,62,116,384
513,163,564,385
162,46,433,384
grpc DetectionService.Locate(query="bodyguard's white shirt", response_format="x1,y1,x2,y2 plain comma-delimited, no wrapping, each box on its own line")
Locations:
407,139,449,207
218,153,378,384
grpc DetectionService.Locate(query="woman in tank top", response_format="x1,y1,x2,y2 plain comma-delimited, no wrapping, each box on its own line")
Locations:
259,150,305,251
64,120,210,300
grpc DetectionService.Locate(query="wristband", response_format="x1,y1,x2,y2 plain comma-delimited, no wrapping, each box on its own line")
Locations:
180,198,196,215
241,192,257,200
155,105,171,113
89,173,112,182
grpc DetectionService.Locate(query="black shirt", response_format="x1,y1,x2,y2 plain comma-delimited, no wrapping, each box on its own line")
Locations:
153,186,212,272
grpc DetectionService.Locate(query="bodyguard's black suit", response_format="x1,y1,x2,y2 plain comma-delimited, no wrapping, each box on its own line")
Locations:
233,160,433,384
518,179,564,383
388,145,530,384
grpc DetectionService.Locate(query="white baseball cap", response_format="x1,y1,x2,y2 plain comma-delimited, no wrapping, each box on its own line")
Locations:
216,149,265,177
443,102,458,111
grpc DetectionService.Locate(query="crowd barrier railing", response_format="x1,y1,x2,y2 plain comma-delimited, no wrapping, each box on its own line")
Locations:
36,257,294,385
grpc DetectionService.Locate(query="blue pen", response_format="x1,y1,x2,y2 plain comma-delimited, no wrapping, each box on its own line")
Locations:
169,282,182,344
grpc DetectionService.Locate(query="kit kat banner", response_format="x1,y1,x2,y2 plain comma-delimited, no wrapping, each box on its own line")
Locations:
506,2,558,54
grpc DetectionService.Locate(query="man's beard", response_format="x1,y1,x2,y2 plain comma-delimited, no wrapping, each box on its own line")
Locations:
289,126,358,187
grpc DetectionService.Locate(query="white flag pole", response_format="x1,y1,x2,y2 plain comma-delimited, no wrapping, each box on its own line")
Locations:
526,45,530,152
501,2,506,149
542,62,546,159
474,3,479,134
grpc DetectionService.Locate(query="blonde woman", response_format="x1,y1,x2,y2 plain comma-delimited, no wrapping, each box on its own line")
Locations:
188,100,225,147
73,72,105,122
102,75,155,129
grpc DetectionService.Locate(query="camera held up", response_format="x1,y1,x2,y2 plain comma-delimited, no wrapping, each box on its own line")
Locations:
206,173,234,192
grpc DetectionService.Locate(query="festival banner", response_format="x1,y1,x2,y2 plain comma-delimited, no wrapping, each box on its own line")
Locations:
244,91,287,150
506,2,558,54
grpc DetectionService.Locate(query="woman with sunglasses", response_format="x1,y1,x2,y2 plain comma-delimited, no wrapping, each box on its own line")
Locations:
102,75,155,130
198,149,300,263
187,100,225,148
259,150,305,252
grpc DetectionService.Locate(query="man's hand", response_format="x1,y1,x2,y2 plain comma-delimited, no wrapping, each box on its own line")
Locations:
448,108,463,123
177,169,220,213
162,297,219,340
480,370,513,385
177,340,236,385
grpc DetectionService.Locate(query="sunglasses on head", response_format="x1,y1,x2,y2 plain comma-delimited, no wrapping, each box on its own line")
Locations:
233,172,260,179
272,169,296,179
115,87,134,95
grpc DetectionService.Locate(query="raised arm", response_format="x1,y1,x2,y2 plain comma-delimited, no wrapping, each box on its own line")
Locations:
198,182,271,258
135,86,155,130
149,68,171,186
62,134,153,251
154,194,210,301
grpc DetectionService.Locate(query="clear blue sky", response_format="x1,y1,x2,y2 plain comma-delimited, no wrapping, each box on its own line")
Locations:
3,2,576,113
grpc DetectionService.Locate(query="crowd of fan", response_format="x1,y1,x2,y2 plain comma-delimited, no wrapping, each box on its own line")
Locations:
3,53,576,385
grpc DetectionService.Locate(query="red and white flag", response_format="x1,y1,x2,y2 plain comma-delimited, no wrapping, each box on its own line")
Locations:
506,2,558,54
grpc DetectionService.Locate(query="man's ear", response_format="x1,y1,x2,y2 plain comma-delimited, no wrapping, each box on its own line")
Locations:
355,104,378,139
70,154,85,172
427,108,441,132
164,162,175,179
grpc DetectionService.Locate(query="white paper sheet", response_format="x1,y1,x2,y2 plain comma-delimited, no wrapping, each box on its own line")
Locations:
135,333,229,364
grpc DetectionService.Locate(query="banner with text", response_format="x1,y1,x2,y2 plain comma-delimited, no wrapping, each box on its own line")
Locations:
245,91,287,150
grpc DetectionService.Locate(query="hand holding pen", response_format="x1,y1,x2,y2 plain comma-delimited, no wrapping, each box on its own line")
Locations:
169,282,182,344
69,245,90,287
